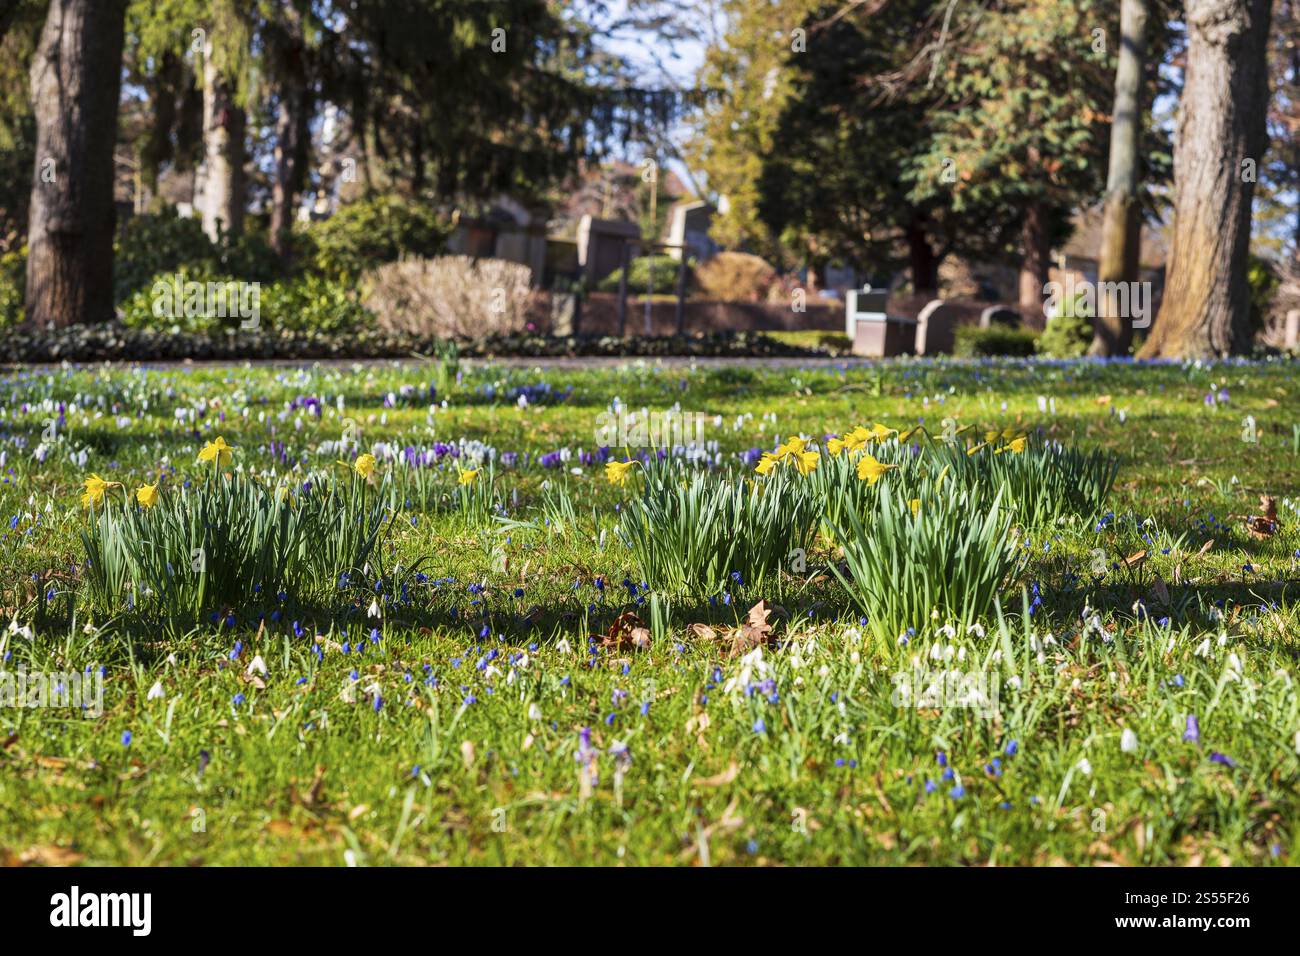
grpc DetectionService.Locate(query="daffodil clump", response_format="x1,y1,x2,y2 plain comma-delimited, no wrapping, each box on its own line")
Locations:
80,441,401,623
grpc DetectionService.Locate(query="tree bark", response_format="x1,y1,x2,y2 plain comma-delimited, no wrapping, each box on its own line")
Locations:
1138,0,1273,358
906,214,938,294
1018,200,1051,331
269,3,311,262
24,0,128,328
1090,0,1149,356
195,38,246,242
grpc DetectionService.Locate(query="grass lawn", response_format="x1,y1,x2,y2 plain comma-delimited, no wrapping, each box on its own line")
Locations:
2,356,1299,866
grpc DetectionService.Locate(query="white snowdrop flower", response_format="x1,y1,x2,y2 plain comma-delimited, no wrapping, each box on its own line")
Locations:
1007,675,1022,690
6,618,32,640
248,655,267,676
484,664,501,680
1294,731,1300,756
1195,637,1211,657
367,598,381,619
937,623,956,640
1070,678,1081,691
506,669,517,686
789,653,804,669
528,703,542,721
147,681,165,700
817,664,830,678
1120,728,1138,754
1076,757,1092,776
556,637,572,654
966,623,985,638
849,650,860,665
1226,652,1242,675
1217,632,1228,647
929,643,944,661
832,732,849,746
956,646,967,662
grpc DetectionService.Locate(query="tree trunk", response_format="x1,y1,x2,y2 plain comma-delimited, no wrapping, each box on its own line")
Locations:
906,214,938,294
24,0,127,329
269,5,311,262
1018,200,1051,331
195,39,246,242
1138,0,1272,358
1090,0,1149,356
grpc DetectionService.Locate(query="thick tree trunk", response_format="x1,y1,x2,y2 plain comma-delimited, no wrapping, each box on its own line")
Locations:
24,0,127,328
906,214,938,294
195,39,246,242
269,5,311,262
1090,0,1149,356
1018,200,1051,331
1138,0,1272,358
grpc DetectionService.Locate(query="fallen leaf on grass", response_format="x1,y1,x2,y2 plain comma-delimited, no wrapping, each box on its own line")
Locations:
16,845,84,866
596,611,651,651
727,600,774,658
1245,495,1278,539
696,761,740,787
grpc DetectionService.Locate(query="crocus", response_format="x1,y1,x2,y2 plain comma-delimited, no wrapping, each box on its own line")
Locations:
1183,714,1200,744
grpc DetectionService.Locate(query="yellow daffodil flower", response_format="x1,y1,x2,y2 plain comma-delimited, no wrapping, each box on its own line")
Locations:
869,423,898,441
827,437,847,456
458,468,480,486
909,498,921,517
856,454,897,485
774,436,807,460
135,483,160,508
793,449,820,475
353,453,377,478
966,442,988,456
936,463,951,486
1006,436,1027,454
605,459,635,485
81,474,110,508
755,453,779,476
198,436,234,467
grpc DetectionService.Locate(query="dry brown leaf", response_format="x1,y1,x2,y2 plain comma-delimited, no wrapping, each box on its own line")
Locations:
696,761,740,787
17,845,84,866
728,600,774,657
597,611,649,651
1245,495,1278,539
687,623,718,642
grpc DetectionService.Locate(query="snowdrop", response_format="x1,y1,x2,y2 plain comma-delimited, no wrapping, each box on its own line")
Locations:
1120,728,1138,754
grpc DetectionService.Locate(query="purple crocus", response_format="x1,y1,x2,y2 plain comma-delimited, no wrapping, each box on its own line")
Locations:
1182,714,1200,744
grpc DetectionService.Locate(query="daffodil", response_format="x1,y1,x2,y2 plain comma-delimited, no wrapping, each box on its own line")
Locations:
198,436,234,467
966,441,988,456
354,453,377,478
856,454,897,485
135,483,160,508
605,459,635,485
1005,436,1027,454
792,449,820,475
81,474,110,508
458,468,480,486
754,453,779,476
909,498,921,517
774,436,807,460
869,423,898,441
827,437,847,456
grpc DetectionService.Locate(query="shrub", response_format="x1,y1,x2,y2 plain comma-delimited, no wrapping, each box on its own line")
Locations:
362,255,535,338
0,248,24,327
953,325,1038,357
305,195,450,279
1038,291,1093,358
120,269,370,335
694,251,778,302
617,458,820,595
596,254,688,293
113,212,220,303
